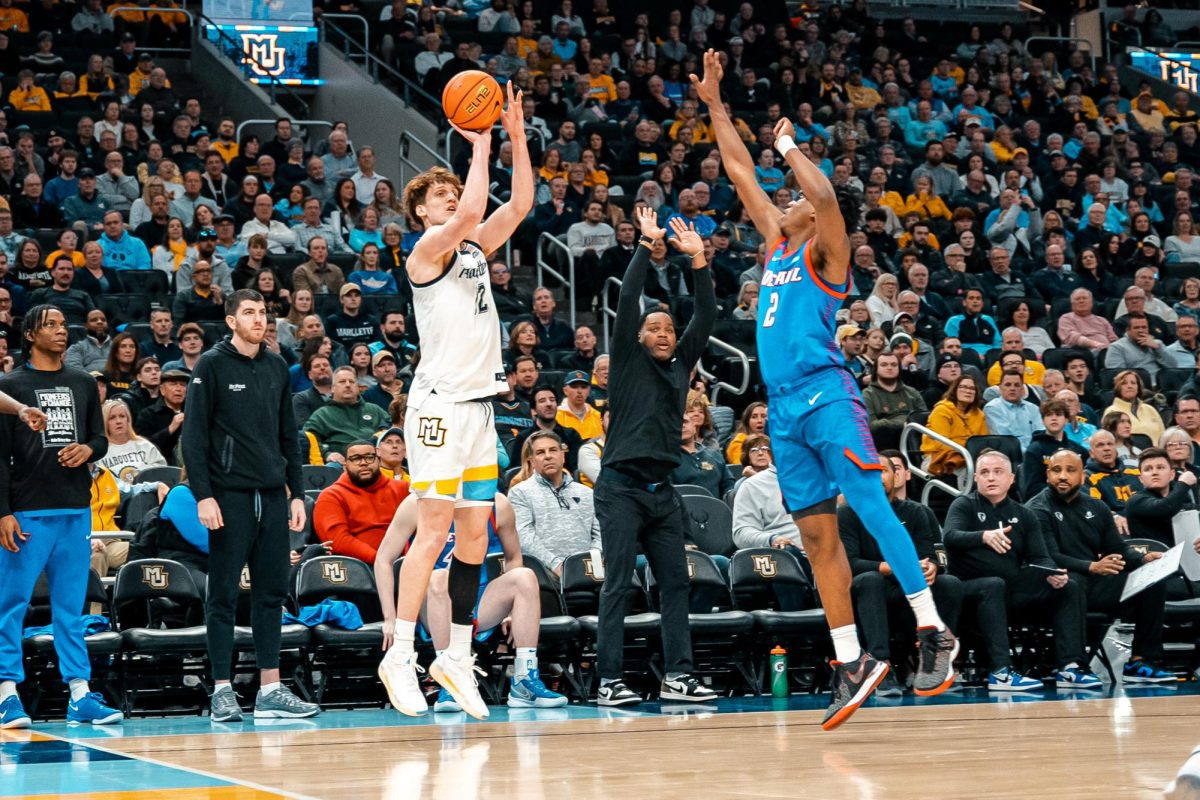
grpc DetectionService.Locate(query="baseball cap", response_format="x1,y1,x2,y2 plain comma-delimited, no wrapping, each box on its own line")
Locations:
892,312,914,326
339,282,362,297
214,213,235,224
89,371,109,384
936,353,961,369
712,226,732,237
888,332,913,349
138,52,153,62
197,227,217,240
1143,234,1161,248
161,369,190,382
729,36,744,45
378,426,404,443
1012,147,1029,157
562,369,590,387
121,32,135,43
371,349,395,367
836,324,866,343
77,167,96,179
1049,150,1066,158
965,116,982,127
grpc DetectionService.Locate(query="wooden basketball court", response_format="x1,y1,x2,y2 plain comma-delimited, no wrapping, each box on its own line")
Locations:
4,688,1199,799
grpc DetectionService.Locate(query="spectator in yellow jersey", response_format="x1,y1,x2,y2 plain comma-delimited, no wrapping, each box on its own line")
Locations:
556,370,603,441
8,71,51,112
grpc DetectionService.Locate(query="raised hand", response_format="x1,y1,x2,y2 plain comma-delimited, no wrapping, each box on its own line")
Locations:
667,217,704,260
689,48,723,106
773,117,796,142
635,206,665,240
499,82,526,141
451,121,493,148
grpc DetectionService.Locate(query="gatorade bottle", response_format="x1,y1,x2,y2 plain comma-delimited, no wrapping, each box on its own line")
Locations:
770,645,789,698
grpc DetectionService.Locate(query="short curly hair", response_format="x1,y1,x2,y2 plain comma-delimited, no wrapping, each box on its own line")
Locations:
402,166,463,228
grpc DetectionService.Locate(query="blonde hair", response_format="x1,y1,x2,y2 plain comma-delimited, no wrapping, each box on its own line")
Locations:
402,167,463,228
103,398,141,440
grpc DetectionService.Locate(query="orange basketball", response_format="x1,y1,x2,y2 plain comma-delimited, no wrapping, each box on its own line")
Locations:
442,70,503,131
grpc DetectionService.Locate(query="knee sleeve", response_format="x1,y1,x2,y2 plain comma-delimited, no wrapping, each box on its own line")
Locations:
447,556,481,626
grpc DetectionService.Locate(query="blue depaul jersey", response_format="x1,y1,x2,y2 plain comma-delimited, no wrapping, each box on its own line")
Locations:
757,236,851,398
407,507,503,589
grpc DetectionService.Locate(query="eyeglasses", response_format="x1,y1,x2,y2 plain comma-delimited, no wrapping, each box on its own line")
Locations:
346,453,379,464
1166,441,1191,448
748,446,771,453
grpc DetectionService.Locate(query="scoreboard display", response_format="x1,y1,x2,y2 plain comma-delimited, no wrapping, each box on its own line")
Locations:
204,23,324,86
1130,49,1200,94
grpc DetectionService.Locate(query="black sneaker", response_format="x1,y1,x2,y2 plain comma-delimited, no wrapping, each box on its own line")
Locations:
875,669,904,698
596,680,641,707
913,626,959,697
821,653,889,732
660,674,717,702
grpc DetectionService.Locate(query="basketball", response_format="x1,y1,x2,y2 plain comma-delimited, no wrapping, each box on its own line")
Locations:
442,70,503,131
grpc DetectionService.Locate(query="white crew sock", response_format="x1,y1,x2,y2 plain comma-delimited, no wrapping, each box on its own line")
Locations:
447,624,473,659
0,680,17,701
830,625,862,663
68,679,90,701
213,682,234,695
515,648,537,679
260,682,281,696
906,588,945,631
390,620,417,658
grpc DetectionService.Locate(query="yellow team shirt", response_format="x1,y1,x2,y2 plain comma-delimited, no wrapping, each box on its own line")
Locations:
516,36,538,59
90,467,122,532
211,139,239,164
586,73,617,103
0,7,29,32
9,86,52,112
557,404,603,441
986,359,1046,387
45,249,85,268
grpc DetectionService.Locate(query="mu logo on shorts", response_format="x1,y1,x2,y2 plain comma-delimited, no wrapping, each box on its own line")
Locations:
239,566,252,590
141,564,170,589
686,559,696,579
751,555,778,578
417,416,447,447
322,561,348,584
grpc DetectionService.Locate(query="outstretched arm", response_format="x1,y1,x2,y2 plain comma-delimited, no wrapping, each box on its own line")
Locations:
690,49,780,242
773,117,849,284
475,84,533,255
407,124,493,283
670,217,716,366
611,206,663,359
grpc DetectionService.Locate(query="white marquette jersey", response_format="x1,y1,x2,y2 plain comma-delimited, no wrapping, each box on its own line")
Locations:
409,239,507,404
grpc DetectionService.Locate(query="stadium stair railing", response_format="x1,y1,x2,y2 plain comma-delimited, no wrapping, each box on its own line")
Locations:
898,420,968,506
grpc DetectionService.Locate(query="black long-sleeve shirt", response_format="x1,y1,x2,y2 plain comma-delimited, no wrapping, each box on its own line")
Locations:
942,490,1056,582
839,497,941,575
1026,487,1146,577
1125,482,1194,546
601,243,715,483
0,364,107,516
180,337,304,502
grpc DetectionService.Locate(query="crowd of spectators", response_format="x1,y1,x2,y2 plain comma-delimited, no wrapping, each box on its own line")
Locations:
3,0,1198,697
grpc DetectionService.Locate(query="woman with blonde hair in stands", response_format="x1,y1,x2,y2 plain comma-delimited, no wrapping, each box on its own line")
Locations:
278,288,313,352
866,272,900,327
923,375,988,484
98,398,168,483
1104,369,1165,443
725,401,767,464
685,388,719,452
129,176,167,229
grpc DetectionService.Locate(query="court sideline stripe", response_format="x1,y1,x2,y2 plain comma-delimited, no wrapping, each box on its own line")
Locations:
32,729,320,800
117,695,1200,754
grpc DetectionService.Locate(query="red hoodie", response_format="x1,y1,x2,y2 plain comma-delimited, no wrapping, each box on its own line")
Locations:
312,472,410,564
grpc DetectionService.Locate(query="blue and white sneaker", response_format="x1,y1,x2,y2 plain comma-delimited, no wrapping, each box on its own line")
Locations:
67,692,123,725
1055,665,1102,689
433,688,462,713
508,669,568,708
1122,658,1176,684
987,667,1044,692
0,695,31,729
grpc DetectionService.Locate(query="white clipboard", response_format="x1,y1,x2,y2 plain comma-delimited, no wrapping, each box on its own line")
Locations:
1120,542,1184,602
1172,509,1200,581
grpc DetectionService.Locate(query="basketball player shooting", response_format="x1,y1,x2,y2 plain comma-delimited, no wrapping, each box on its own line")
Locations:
692,50,958,730
380,83,531,721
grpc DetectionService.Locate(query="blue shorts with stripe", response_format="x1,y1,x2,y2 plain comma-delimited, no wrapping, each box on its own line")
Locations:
770,378,882,514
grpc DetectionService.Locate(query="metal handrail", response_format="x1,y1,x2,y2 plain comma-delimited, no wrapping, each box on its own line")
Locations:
195,11,313,117
92,530,135,541
1024,36,1096,72
899,421,968,505
319,17,439,112
397,130,514,267
109,6,193,53
444,125,548,167
1174,42,1200,50
536,233,576,330
1106,19,1143,63
322,12,369,52
600,275,751,405
235,118,334,149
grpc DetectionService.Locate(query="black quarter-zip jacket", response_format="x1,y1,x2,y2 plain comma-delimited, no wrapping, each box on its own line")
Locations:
942,489,1056,581
1026,487,1147,577
181,336,304,501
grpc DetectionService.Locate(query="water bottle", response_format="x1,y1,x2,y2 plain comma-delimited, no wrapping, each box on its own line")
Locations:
770,645,789,698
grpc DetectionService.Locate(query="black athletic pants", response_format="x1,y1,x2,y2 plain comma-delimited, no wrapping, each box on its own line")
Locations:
1004,567,1087,667
1086,571,1167,661
959,576,1014,670
205,488,289,681
595,475,693,679
850,570,963,661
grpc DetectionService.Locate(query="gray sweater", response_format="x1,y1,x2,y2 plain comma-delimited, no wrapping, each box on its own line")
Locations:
732,467,799,549
509,472,602,571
